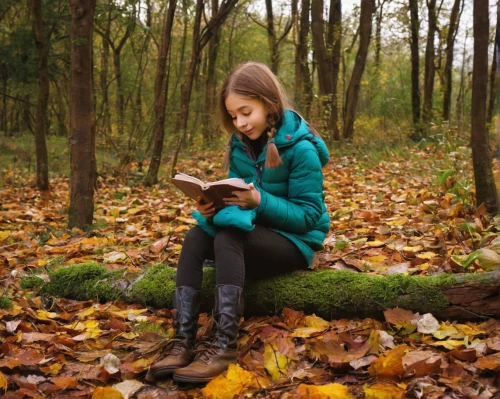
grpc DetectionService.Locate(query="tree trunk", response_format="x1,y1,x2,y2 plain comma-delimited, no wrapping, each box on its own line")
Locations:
487,0,499,125
0,64,7,136
32,0,50,192
144,0,176,186
98,10,111,146
374,0,385,71
442,0,462,122
201,0,220,145
328,0,341,141
471,0,498,214
456,33,468,136
295,0,312,118
170,0,239,177
45,264,500,322
265,0,279,74
409,0,421,135
423,0,437,127
311,0,332,99
68,0,97,230
343,0,375,140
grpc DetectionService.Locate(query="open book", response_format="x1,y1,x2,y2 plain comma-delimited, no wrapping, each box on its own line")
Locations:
172,173,250,208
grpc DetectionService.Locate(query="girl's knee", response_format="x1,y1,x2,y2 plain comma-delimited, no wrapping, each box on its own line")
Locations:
214,228,244,250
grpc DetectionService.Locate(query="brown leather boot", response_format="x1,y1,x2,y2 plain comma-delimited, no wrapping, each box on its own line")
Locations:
149,286,201,380
173,284,244,384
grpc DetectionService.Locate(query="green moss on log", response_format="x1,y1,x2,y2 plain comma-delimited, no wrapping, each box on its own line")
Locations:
40,263,469,319
127,264,178,308
44,263,124,303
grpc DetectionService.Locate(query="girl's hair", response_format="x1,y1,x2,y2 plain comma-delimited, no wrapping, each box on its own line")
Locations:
219,62,292,171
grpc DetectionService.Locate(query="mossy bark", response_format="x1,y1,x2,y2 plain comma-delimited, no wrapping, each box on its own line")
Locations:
43,263,500,321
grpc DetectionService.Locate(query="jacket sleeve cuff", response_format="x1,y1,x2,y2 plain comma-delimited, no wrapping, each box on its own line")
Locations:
257,190,268,215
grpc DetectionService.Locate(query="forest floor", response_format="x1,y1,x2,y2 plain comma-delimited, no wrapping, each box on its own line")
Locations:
0,140,499,398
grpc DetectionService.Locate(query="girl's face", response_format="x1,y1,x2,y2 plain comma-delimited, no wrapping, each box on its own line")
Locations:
225,93,268,140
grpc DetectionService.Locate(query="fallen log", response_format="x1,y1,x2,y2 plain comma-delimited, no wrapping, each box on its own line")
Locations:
40,263,500,321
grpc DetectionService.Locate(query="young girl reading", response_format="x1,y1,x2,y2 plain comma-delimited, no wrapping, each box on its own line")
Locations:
150,61,330,383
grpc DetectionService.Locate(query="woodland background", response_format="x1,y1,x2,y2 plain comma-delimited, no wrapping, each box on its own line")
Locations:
0,0,498,225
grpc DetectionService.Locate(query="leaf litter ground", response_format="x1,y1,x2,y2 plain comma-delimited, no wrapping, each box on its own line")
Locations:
0,144,499,398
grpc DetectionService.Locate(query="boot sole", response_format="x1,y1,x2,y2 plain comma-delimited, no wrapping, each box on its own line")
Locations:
173,373,218,384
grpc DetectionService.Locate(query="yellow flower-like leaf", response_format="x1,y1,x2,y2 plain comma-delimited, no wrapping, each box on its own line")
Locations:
92,387,124,399
202,363,269,399
364,382,405,399
0,371,7,391
295,383,353,398
109,308,148,320
369,345,409,379
264,343,290,381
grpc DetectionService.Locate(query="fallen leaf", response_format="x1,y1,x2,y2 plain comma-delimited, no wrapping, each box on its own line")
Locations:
92,387,125,399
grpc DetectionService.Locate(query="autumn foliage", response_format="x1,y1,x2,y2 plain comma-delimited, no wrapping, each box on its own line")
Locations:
0,145,499,397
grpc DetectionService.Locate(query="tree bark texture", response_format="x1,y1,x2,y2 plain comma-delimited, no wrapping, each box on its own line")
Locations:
423,0,437,126
170,0,239,177
488,0,500,125
0,64,7,136
265,0,279,74
295,0,312,117
374,0,385,70
98,10,111,144
442,0,462,122
68,0,97,230
201,0,220,145
471,0,498,213
343,0,375,139
409,0,421,134
264,0,294,75
45,264,500,322
311,0,333,98
328,0,341,140
32,0,50,192
144,0,176,186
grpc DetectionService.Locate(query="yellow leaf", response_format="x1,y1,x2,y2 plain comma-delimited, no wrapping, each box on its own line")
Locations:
37,310,58,320
366,240,385,247
92,387,124,399
364,383,405,399
81,237,109,246
366,255,387,264
296,383,353,398
202,363,268,399
264,343,289,381
175,216,197,224
109,308,148,320
37,259,48,267
430,339,466,350
403,245,423,252
433,323,458,339
48,363,62,376
0,231,10,242
103,251,127,263
0,370,7,391
120,332,138,340
416,251,437,259
386,217,409,226
369,345,409,378
76,307,96,319
290,314,331,337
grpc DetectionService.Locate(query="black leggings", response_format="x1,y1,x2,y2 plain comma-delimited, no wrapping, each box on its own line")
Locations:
176,225,308,289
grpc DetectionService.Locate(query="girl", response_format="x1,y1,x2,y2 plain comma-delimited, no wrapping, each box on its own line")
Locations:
150,61,330,383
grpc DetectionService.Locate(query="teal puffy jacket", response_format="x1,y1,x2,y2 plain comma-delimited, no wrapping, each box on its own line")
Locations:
194,109,330,266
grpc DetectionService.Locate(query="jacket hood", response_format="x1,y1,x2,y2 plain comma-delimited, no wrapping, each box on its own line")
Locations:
230,109,330,167
274,109,329,167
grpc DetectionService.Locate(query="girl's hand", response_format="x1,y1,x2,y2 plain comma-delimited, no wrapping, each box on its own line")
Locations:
223,183,261,209
196,197,216,218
